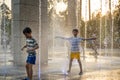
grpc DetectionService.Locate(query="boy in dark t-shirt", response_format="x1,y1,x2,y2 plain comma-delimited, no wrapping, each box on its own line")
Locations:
21,27,39,80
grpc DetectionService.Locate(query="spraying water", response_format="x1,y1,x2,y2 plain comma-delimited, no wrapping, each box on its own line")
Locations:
2,0,7,79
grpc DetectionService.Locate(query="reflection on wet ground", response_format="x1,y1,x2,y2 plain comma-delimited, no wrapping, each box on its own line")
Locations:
0,49,120,80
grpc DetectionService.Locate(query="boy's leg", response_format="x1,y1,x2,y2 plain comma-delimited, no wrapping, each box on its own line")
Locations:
26,63,29,78
92,46,98,59
67,59,73,73
77,59,83,73
93,44,99,55
28,64,33,80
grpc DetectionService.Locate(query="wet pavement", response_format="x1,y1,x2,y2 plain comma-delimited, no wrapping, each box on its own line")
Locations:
0,48,120,80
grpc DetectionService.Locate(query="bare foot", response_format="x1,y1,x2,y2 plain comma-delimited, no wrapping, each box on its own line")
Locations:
79,72,83,75
67,70,70,73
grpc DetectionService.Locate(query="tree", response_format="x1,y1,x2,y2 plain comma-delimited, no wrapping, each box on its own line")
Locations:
112,0,120,48
0,3,11,45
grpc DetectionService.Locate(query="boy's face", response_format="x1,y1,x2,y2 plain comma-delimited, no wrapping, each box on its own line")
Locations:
72,31,78,37
24,33,31,38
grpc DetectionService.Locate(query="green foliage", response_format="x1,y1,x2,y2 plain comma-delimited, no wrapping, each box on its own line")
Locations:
0,3,11,44
82,1,120,48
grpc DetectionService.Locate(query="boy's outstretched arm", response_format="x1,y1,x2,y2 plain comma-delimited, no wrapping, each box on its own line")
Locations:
82,38,96,41
55,36,69,40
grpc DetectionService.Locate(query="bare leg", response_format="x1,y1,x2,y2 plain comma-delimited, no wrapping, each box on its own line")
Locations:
26,63,29,78
67,59,73,73
28,64,33,80
91,45,98,59
77,59,83,73
94,47,98,55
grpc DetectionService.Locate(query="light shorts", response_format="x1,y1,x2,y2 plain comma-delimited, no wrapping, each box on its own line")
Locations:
70,52,80,60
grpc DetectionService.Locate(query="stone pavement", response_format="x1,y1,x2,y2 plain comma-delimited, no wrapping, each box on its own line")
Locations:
0,49,120,80
0,56,120,80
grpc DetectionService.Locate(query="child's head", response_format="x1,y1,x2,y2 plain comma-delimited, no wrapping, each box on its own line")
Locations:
72,29,79,37
23,27,32,38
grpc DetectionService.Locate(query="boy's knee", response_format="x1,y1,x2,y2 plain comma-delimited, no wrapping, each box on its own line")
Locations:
26,64,29,68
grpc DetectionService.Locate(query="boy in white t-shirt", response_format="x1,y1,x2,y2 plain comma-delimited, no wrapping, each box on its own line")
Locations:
56,29,96,75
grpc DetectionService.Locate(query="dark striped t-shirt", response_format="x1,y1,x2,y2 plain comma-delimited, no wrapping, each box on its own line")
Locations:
26,38,38,55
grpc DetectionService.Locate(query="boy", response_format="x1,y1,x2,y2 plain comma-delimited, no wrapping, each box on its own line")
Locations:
89,34,98,58
56,29,96,75
21,27,39,80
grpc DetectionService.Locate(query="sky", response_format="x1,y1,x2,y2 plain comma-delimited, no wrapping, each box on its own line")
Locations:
0,0,119,20
0,0,11,9
82,0,119,20
55,0,119,20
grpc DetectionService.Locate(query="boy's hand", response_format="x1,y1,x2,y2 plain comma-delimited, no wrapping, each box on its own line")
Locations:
27,48,35,52
91,38,97,40
27,45,39,52
21,47,24,51
21,45,27,51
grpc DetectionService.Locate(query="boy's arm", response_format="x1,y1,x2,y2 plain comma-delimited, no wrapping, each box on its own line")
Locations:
21,45,27,51
82,38,96,41
55,36,69,40
28,39,39,51
34,44,39,50
27,44,39,52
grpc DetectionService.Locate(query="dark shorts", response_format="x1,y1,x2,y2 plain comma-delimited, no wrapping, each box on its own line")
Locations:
26,55,36,64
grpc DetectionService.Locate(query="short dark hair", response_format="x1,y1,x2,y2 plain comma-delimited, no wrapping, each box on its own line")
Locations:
72,29,78,32
23,27,32,34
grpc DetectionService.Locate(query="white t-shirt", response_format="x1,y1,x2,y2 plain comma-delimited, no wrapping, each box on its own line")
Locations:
57,36,83,52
